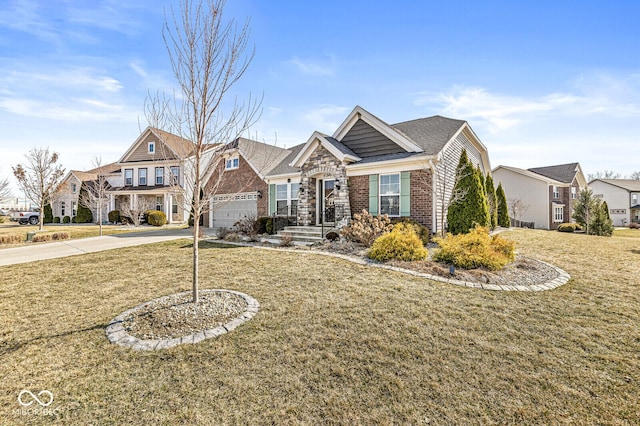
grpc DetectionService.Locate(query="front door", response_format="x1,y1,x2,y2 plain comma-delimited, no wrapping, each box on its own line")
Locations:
318,179,335,224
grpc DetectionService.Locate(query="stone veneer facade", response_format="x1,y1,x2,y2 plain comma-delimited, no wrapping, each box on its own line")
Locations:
298,144,351,226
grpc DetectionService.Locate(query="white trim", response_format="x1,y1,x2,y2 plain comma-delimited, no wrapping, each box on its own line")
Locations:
332,106,423,153
345,154,436,176
148,141,155,154
290,132,361,168
379,173,401,217
225,156,240,170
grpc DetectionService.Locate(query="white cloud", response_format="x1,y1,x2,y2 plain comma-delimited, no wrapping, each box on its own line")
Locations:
288,56,336,77
300,105,349,132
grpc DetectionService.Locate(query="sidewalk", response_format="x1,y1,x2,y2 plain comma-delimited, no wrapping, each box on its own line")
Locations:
0,227,193,267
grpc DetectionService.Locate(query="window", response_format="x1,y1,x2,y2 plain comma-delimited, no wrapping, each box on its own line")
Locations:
61,201,66,216
632,193,639,206
380,174,400,216
275,183,299,216
72,201,77,217
170,166,179,185
172,201,178,214
72,183,77,193
552,186,559,199
138,168,147,186
155,167,164,185
148,142,155,154
124,169,133,186
571,187,577,199
276,184,288,215
155,196,163,212
226,157,239,170
554,205,564,223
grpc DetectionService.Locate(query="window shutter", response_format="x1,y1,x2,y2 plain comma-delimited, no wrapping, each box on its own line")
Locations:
368,175,379,214
269,184,276,215
400,171,410,217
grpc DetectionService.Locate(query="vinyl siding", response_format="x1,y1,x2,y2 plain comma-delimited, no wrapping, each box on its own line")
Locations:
341,119,406,158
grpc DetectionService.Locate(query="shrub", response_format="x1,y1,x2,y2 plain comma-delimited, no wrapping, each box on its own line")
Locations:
52,232,70,240
0,234,23,244
392,218,430,246
44,203,53,224
557,223,579,232
630,222,639,229
278,232,293,247
108,210,121,223
63,216,71,224
71,216,77,223
256,217,272,234
341,210,393,247
147,210,167,226
433,226,516,271
32,233,53,243
53,217,61,223
217,227,231,239
325,231,340,241
233,216,258,235
368,223,428,262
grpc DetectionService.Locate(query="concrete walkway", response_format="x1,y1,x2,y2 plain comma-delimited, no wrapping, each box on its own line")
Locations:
0,227,193,267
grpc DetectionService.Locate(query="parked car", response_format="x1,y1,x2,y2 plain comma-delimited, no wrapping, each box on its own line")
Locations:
0,209,8,216
10,211,39,225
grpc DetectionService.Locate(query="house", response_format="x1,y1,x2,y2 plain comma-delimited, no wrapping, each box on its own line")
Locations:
263,106,491,234
53,165,119,222
589,179,640,226
492,162,588,230
106,127,198,224
204,137,291,228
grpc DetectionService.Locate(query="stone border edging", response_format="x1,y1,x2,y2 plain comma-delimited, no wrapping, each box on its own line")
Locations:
209,239,571,292
106,289,259,351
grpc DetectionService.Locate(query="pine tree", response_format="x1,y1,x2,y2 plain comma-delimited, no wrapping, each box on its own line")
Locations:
447,149,490,234
485,173,498,229
590,199,613,236
44,203,53,224
572,188,597,234
75,184,93,223
601,201,611,220
496,183,510,227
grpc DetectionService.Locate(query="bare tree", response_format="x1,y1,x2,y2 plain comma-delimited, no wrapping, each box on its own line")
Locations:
0,177,12,202
119,196,153,227
588,170,621,181
630,171,640,181
509,198,530,226
78,156,111,236
146,0,260,304
12,147,65,231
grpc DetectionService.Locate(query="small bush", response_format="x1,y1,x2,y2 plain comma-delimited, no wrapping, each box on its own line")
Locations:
278,232,293,247
368,223,428,262
32,233,53,243
325,231,340,241
63,216,71,224
0,216,4,223
52,232,70,240
53,217,61,223
108,210,121,223
392,218,430,245
147,210,167,226
71,216,77,223
433,226,516,271
234,216,258,235
256,217,272,234
630,222,639,229
0,234,23,244
341,209,393,247
557,223,578,232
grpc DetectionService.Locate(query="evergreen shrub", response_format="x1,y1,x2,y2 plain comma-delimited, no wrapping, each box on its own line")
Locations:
433,226,516,270
147,210,167,226
368,223,428,262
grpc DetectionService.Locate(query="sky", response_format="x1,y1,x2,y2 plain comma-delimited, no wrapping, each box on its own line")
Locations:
1,0,639,196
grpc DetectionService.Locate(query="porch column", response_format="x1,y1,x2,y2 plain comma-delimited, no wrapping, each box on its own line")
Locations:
167,194,173,224
209,198,214,228
164,195,171,223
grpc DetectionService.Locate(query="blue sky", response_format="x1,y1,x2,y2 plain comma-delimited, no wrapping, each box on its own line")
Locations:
2,0,639,195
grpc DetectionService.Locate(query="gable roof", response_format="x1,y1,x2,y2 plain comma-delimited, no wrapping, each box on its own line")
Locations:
118,127,196,163
591,179,640,192
493,165,567,186
290,131,362,168
528,163,580,184
266,143,305,177
226,137,291,178
392,115,467,155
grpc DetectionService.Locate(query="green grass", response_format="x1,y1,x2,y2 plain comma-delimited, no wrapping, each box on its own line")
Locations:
1,229,639,424
613,227,640,238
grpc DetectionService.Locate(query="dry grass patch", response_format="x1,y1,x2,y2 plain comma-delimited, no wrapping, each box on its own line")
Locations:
0,232,639,424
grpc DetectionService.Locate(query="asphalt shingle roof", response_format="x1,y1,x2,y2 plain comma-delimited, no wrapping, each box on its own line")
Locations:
528,163,579,184
392,115,466,155
595,179,640,192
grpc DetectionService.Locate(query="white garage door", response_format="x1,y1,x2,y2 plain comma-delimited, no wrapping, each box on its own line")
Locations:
212,193,258,228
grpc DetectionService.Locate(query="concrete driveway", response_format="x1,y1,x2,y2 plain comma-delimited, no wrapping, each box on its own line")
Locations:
0,227,194,267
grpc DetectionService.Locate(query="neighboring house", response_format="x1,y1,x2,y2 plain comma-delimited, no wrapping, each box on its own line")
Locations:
53,166,119,222
107,127,197,224
204,137,291,228
492,162,588,230
589,179,640,226
263,105,491,234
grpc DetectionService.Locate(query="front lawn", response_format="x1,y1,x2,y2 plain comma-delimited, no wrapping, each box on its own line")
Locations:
1,229,638,423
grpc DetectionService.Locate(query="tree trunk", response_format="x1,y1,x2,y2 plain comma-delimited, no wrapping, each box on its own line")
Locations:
193,217,199,305
39,204,44,231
